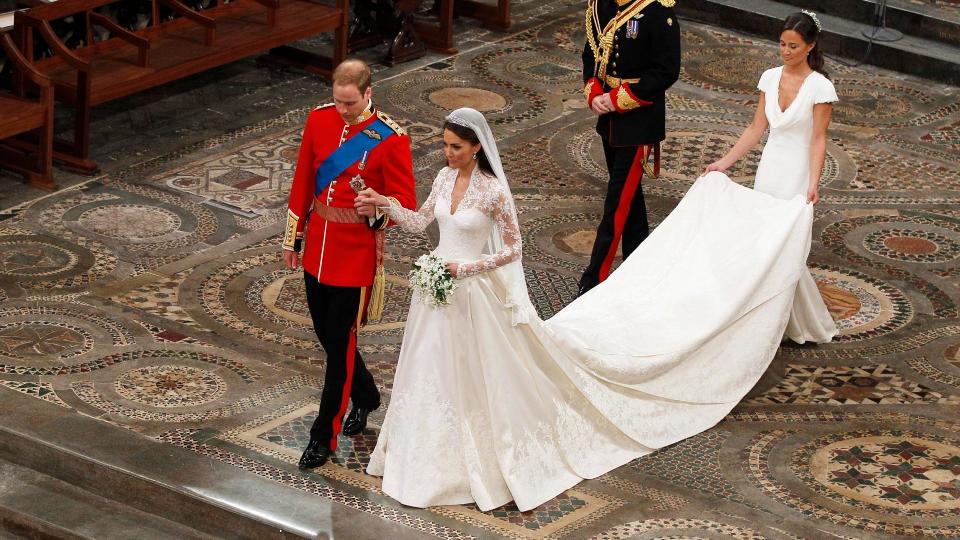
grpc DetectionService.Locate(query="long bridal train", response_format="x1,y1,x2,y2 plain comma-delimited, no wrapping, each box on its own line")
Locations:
368,172,816,512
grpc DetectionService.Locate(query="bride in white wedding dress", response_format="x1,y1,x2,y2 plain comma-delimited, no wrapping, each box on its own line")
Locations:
353,101,814,510
350,7,838,516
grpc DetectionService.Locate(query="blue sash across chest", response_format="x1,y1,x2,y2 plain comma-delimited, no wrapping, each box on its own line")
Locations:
315,118,396,197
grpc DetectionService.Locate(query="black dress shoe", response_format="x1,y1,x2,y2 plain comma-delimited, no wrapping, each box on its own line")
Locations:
298,439,331,470
576,283,595,298
342,405,375,436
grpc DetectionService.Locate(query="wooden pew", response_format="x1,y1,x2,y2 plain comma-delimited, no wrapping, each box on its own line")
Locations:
12,0,348,174
0,32,55,190
416,0,510,54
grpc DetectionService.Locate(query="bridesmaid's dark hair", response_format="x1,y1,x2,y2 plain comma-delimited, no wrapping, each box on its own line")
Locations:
442,121,495,177
781,12,829,79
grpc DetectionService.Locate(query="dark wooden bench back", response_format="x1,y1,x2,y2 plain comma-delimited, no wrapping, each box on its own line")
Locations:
13,0,299,68
0,32,56,189
8,0,348,172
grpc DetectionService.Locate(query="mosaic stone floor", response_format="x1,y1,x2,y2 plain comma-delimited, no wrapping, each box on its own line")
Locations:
1,0,959,538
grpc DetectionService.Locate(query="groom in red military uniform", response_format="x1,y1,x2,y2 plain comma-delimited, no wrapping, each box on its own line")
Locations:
283,59,417,469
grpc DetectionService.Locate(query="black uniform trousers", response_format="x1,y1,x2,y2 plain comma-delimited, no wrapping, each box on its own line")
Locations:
303,272,381,450
579,139,650,293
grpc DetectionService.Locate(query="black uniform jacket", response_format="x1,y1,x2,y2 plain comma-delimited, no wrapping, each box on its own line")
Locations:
582,0,681,147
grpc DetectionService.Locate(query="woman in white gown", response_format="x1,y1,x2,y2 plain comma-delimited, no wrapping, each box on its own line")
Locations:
353,11,835,512
706,10,838,344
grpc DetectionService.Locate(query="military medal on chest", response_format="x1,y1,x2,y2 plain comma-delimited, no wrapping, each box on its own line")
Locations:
626,18,639,39
350,150,369,194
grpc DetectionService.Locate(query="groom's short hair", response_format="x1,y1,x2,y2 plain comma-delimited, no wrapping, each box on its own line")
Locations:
332,59,372,93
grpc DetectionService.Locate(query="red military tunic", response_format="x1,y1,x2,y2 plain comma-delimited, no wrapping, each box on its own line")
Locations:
283,103,417,286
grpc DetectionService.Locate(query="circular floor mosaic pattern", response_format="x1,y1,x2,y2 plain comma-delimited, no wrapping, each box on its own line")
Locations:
258,271,312,328
115,365,226,408
0,240,78,277
798,430,960,516
592,517,766,540
0,321,91,360
681,45,780,95
77,204,182,241
863,229,960,264
811,265,913,341
831,78,934,127
747,427,960,537
428,87,507,112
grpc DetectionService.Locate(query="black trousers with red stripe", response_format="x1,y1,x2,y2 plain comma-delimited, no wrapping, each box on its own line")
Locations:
303,273,381,451
579,140,650,293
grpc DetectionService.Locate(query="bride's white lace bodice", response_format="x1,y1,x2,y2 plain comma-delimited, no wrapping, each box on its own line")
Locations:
384,167,521,279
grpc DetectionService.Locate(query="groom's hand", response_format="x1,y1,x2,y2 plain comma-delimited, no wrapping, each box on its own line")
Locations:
355,203,377,217
355,188,387,217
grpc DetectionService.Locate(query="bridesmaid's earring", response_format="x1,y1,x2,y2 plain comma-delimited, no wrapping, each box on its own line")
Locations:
472,153,478,160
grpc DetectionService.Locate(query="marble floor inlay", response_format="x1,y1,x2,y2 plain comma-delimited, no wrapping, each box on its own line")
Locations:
1,0,958,538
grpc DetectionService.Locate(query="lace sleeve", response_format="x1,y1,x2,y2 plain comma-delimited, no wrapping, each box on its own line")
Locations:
383,169,447,233
457,186,522,279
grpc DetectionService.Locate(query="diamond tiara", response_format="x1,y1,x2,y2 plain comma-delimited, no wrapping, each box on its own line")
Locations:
801,9,822,32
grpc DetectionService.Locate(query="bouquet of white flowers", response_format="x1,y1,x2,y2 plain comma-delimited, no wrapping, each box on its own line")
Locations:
409,254,457,307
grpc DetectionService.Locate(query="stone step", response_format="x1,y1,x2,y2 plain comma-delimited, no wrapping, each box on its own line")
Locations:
0,458,211,540
776,0,960,47
0,389,333,540
676,0,960,85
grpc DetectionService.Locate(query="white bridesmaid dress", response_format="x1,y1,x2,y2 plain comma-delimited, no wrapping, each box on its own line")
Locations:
755,66,839,344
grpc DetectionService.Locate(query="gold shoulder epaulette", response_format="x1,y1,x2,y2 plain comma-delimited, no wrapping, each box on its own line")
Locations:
376,111,407,136
315,102,335,110
658,0,676,7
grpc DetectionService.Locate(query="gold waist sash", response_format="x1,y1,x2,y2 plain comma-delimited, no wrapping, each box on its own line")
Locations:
604,75,641,88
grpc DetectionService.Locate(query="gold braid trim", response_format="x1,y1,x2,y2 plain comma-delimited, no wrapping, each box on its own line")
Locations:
282,209,300,250
355,287,368,329
585,0,600,59
615,86,643,111
368,265,386,323
584,79,596,101
642,145,657,178
367,226,388,323
380,197,401,230
595,0,658,80
376,111,406,135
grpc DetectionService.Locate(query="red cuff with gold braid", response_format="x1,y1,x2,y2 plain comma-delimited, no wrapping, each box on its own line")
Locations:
584,77,603,107
609,83,653,113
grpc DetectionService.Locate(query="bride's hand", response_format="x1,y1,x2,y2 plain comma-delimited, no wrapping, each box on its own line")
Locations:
446,262,459,278
806,185,820,205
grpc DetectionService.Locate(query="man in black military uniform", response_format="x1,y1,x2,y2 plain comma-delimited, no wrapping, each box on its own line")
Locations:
579,0,681,295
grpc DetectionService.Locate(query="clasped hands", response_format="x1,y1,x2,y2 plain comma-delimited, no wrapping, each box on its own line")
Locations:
354,187,387,218
590,93,615,115
353,188,459,277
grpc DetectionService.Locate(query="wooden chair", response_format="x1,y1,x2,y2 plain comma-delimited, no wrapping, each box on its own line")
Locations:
13,0,349,174
416,0,510,54
0,32,55,190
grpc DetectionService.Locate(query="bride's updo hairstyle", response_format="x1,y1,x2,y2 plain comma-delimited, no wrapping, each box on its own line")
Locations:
782,11,829,79
442,121,495,177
